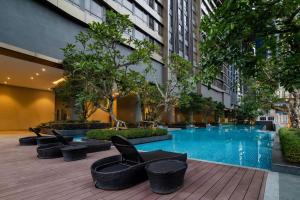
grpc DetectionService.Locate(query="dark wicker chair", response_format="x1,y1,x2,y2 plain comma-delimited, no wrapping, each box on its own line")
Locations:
19,127,42,146
52,130,111,153
90,135,187,190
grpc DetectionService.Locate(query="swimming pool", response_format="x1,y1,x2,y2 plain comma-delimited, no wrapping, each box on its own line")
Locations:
136,125,274,169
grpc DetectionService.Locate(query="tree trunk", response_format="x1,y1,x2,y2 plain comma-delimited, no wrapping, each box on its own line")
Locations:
289,91,300,128
108,97,127,130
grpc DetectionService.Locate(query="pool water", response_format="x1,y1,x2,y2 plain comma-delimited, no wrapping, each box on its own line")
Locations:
136,126,274,169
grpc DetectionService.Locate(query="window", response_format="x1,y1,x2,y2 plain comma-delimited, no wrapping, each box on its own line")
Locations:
260,117,266,121
69,0,81,6
149,0,154,8
134,29,145,41
157,3,162,16
90,0,104,19
123,0,133,12
149,17,155,30
185,45,189,56
135,6,148,23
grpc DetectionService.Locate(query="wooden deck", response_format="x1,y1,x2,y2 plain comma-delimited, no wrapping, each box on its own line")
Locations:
0,137,267,200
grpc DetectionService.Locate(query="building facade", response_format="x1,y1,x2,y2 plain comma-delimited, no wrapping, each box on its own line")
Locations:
0,0,240,130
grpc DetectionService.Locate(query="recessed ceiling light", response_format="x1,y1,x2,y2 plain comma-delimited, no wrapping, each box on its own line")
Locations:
4,81,7,84
30,77,34,80
42,68,46,72
7,77,11,80
35,73,39,76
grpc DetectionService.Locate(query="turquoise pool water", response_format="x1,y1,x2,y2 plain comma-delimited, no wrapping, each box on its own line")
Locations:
136,126,274,169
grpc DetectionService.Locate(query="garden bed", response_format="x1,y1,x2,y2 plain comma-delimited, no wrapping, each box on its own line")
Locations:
86,128,168,141
272,128,300,175
279,128,300,163
39,121,110,136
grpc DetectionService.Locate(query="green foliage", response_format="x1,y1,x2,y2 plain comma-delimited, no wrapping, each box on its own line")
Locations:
178,93,225,123
179,92,204,114
39,121,109,130
86,128,168,140
144,53,196,122
279,127,300,163
235,80,279,123
59,10,157,123
199,0,300,92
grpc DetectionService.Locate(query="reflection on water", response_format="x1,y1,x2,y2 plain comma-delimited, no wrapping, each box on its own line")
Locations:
136,125,273,169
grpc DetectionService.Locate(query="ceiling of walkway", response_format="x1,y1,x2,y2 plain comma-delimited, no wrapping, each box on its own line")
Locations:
0,54,63,91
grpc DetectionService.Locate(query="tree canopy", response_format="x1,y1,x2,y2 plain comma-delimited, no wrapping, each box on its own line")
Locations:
59,10,157,126
199,0,300,127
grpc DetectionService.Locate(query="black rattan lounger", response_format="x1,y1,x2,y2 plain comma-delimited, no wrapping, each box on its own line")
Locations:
52,130,111,153
90,135,187,190
37,130,111,159
19,127,42,145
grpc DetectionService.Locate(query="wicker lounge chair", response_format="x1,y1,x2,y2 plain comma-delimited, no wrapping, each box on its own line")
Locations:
37,143,66,159
52,130,111,153
90,135,187,190
37,130,111,159
19,127,42,145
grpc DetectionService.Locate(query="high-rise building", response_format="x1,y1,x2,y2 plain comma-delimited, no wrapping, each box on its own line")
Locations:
0,0,241,130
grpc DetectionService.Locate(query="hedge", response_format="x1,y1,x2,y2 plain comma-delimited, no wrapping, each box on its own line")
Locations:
39,120,110,130
86,128,168,140
279,127,300,163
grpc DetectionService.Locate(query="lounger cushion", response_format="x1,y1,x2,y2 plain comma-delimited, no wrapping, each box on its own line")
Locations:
140,150,185,162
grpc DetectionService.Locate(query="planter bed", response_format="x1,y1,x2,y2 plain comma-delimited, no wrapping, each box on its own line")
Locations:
272,132,300,175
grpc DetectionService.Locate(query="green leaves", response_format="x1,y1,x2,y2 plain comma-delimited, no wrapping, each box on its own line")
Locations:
198,0,300,92
58,10,156,122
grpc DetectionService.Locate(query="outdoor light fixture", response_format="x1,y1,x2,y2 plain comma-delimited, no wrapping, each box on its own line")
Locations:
30,77,34,80
42,68,46,72
7,77,11,80
52,78,65,85
35,73,39,76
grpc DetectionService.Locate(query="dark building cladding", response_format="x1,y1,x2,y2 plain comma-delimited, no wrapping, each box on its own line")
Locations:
0,0,86,60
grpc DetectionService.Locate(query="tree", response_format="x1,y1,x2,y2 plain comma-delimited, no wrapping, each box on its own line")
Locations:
214,102,225,123
60,11,157,127
198,0,300,127
236,80,278,124
145,53,196,123
178,92,204,123
199,97,216,124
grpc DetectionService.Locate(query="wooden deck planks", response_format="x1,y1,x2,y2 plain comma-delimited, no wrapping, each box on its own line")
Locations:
0,137,268,200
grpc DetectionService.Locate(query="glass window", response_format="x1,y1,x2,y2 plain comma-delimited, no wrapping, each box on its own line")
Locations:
90,0,104,19
134,29,145,41
149,17,155,30
135,6,148,23
149,0,155,8
123,0,133,12
70,0,81,6
157,3,162,16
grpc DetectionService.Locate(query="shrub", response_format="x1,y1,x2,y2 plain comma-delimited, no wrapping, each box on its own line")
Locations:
39,120,110,130
279,127,300,163
86,128,168,140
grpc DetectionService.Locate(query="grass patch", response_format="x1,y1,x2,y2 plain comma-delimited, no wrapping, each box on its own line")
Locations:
86,128,168,140
279,127,300,163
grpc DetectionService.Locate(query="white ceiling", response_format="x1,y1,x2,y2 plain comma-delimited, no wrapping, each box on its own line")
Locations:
0,54,64,91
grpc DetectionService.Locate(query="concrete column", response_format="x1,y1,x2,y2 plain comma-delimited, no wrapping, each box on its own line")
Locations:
135,95,142,123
